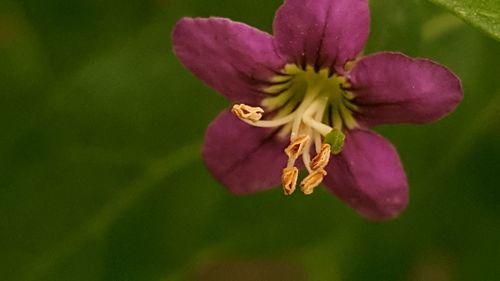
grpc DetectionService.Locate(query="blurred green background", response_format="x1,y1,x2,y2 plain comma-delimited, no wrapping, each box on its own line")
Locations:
1,0,499,280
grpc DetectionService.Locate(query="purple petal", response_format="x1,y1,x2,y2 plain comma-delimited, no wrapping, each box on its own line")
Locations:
349,52,463,127
203,110,288,194
323,130,408,220
273,0,369,72
172,17,285,104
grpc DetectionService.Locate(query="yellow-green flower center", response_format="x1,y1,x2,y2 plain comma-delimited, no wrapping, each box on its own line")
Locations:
262,64,358,133
231,63,360,196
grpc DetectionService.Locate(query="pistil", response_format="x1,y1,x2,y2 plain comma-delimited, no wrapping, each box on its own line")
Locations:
302,97,332,136
231,104,264,122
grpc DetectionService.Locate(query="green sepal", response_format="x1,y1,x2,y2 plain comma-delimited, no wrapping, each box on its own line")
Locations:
325,129,345,155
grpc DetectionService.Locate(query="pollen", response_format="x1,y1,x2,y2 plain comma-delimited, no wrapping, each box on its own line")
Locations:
284,135,310,160
300,169,327,195
282,167,299,195
310,143,331,170
231,104,264,122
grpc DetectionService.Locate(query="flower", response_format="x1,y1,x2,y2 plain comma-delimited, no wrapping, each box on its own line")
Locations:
171,0,463,220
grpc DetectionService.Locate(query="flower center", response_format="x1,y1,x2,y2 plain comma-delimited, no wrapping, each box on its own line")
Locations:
231,64,359,195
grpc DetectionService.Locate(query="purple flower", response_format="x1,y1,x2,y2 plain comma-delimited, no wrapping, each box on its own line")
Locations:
172,0,463,220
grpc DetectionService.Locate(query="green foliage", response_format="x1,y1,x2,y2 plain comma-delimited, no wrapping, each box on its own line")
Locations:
426,0,500,40
0,0,499,281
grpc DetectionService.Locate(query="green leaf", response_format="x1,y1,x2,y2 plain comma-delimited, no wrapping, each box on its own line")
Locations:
426,0,500,40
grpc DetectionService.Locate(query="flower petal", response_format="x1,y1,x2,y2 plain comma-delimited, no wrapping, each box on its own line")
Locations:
203,110,288,194
323,130,408,220
172,17,285,104
348,52,463,127
273,0,369,72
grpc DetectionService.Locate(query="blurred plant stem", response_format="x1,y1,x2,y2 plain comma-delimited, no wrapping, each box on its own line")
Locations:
21,141,201,281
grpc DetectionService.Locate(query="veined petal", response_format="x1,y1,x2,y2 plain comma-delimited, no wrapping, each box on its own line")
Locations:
348,52,463,127
203,110,288,194
324,130,408,220
273,0,369,72
172,17,285,104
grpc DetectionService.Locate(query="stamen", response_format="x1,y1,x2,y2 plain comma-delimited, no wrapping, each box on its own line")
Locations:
301,130,314,172
314,132,322,153
282,167,298,195
314,97,328,122
302,150,312,172
284,135,310,160
310,143,331,171
278,122,293,139
312,98,326,153
236,110,297,128
231,104,264,122
300,169,327,195
290,87,320,139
